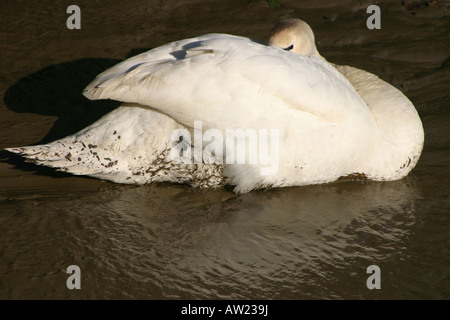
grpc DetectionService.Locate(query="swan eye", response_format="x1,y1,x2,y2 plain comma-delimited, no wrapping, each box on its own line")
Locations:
283,44,294,51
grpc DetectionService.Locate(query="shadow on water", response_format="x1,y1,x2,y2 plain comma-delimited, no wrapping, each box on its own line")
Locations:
3,58,121,144
3,48,153,145
1,49,154,172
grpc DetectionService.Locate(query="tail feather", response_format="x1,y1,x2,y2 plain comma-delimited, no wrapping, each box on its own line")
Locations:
4,104,191,184
5,104,226,188
5,141,110,175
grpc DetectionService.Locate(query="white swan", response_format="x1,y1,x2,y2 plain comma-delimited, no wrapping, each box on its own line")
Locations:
6,19,424,193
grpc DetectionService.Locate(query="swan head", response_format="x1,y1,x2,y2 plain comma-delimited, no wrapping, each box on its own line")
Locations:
268,19,324,60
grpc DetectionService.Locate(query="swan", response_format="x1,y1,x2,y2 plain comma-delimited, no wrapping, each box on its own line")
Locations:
6,19,424,193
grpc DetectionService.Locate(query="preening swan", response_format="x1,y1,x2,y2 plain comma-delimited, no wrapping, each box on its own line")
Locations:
6,19,424,193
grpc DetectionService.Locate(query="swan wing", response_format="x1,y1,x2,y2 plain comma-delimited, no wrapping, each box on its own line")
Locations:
83,34,369,130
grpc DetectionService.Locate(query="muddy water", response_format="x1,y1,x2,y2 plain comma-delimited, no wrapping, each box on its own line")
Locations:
0,0,449,299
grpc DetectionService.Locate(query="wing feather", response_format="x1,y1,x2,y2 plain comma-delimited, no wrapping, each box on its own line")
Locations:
83,34,372,130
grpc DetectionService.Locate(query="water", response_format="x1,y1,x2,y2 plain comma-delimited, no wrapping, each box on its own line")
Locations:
0,0,449,299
